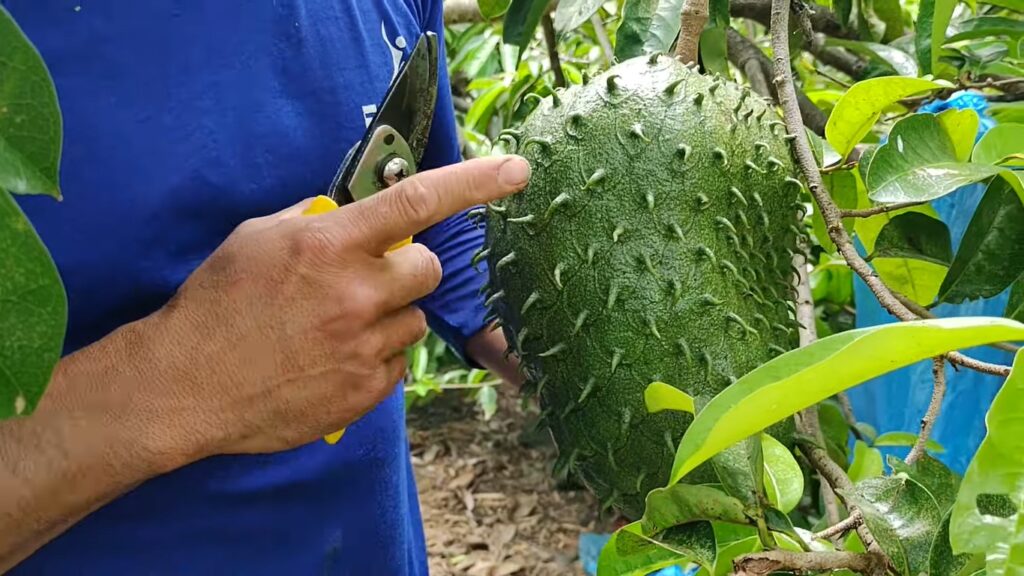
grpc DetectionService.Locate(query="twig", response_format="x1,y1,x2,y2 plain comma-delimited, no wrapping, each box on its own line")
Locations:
792,1,822,52
733,550,887,576
767,0,1012,379
675,0,709,64
729,0,856,39
837,392,857,427
796,438,886,558
839,201,926,218
724,28,830,135
905,358,947,465
589,14,613,65
541,14,566,88
813,512,863,541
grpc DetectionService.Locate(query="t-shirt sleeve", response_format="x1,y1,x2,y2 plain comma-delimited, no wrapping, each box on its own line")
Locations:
411,0,492,366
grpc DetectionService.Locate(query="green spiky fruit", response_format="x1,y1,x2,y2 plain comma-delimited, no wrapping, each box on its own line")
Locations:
482,54,804,519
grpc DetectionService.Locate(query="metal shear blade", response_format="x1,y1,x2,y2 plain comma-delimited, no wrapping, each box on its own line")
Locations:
330,31,439,205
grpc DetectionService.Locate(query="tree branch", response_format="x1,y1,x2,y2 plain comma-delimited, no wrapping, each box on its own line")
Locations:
813,512,863,541
541,14,566,88
676,0,709,64
729,0,855,39
765,0,1012,379
906,357,946,465
734,550,887,576
725,28,830,135
839,201,927,218
589,14,614,66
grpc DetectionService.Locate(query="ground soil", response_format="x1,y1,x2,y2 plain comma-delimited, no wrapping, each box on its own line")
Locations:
408,391,622,576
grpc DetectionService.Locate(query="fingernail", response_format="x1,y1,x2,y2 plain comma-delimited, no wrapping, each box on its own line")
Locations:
498,155,531,188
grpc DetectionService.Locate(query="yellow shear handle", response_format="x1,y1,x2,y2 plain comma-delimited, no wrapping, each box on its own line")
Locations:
302,195,412,445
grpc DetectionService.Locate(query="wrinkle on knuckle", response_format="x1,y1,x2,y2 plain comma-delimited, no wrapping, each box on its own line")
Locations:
291,221,336,262
394,177,438,226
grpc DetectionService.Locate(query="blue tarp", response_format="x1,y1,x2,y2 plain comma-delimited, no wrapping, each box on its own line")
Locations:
846,91,1014,474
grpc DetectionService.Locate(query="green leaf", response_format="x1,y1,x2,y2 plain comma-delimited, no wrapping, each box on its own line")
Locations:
502,0,549,60
614,0,682,60
866,113,1003,203
764,508,809,551
827,38,919,76
1006,275,1024,321
813,170,859,253
711,524,761,576
0,190,67,419
598,521,713,575
645,381,695,414
929,509,984,576
916,0,957,75
552,0,604,32
476,385,497,420
640,484,750,535
873,257,949,306
948,16,1024,43
950,349,1024,576
465,82,507,132
848,439,884,483
825,77,943,160
669,317,1024,484
762,433,804,514
868,212,953,266
478,0,513,19
888,454,961,513
938,177,1024,304
875,431,946,454
972,123,1024,166
0,6,63,197
938,108,981,163
699,26,729,77
711,441,760,507
840,475,943,576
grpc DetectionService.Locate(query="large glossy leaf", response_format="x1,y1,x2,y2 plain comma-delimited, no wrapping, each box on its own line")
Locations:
888,454,960,513
1007,276,1024,322
669,317,1024,484
0,6,62,197
938,177,1024,304
938,108,981,163
848,440,884,483
872,0,905,41
825,77,942,160
873,257,948,306
950,349,1024,576
972,123,1024,166
947,16,1024,43
641,484,750,535
827,38,919,76
868,212,953,266
915,0,957,75
598,520,714,575
762,433,803,514
0,191,67,419
552,0,605,32
866,113,1003,203
711,524,761,576
614,0,682,60
840,475,943,576
503,0,549,59
645,381,695,414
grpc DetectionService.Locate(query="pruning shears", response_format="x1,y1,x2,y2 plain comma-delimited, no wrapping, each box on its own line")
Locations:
304,31,439,445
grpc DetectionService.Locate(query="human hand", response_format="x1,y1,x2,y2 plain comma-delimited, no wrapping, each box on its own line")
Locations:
135,155,530,462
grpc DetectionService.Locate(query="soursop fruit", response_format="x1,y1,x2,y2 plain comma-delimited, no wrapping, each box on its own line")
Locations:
482,53,804,519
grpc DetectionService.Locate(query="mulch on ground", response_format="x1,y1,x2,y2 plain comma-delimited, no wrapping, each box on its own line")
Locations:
408,392,622,576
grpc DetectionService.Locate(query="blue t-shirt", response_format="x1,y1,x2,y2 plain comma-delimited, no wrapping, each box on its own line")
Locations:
7,2,489,574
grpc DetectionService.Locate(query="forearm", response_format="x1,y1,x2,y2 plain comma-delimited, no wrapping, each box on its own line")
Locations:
0,317,181,572
465,324,523,390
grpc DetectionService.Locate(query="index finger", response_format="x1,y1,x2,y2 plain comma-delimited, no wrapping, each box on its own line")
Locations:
334,155,531,255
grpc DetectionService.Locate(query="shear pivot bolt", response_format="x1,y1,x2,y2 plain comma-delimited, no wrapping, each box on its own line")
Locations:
381,157,410,187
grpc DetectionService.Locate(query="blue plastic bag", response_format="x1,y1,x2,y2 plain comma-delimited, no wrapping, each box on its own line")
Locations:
845,91,1014,474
